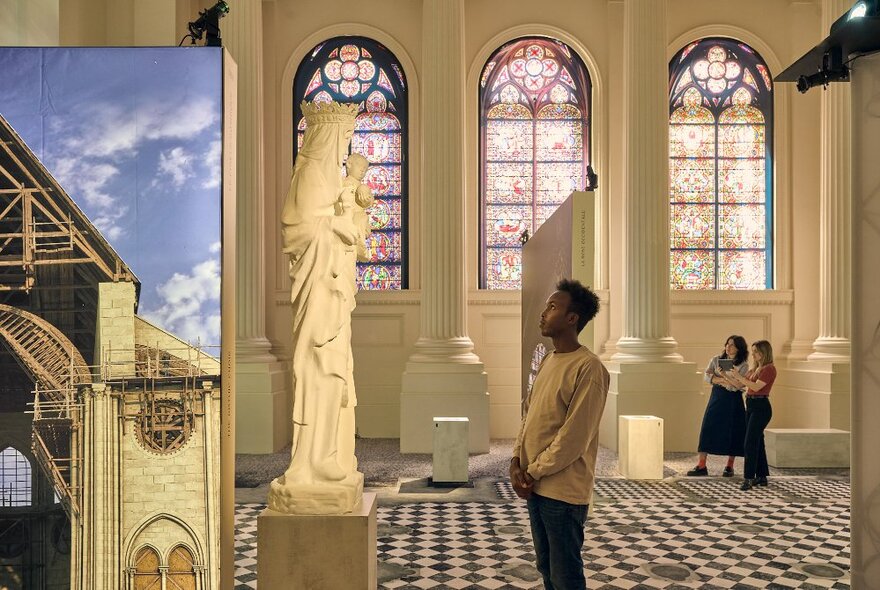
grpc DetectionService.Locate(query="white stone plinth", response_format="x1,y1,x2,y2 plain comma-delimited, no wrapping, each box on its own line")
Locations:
433,417,468,483
765,428,850,468
257,492,377,590
618,415,664,480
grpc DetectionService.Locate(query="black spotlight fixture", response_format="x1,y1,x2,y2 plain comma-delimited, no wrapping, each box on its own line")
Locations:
777,0,880,92
186,0,230,47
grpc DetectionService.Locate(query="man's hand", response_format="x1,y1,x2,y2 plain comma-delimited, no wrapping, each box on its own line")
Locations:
509,457,534,500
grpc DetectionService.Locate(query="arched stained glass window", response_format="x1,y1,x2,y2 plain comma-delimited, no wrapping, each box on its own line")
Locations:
669,38,773,290
294,37,408,290
480,38,591,290
0,447,31,507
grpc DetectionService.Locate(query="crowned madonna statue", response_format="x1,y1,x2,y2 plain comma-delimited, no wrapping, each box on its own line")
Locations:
269,100,365,515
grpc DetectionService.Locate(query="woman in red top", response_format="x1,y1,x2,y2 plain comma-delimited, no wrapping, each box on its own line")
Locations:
726,340,776,490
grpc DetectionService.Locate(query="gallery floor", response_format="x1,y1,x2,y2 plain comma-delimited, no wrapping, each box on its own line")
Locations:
234,440,850,589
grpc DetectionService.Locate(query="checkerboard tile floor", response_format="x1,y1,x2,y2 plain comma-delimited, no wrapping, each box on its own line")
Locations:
235,478,850,589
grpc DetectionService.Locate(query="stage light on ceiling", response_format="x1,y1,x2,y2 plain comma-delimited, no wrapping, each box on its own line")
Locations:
777,0,880,93
182,1,230,47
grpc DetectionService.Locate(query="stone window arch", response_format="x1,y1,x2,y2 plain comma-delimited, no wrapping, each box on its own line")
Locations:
0,446,32,507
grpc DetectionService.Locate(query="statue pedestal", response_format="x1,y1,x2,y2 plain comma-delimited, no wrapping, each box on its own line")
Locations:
257,492,377,590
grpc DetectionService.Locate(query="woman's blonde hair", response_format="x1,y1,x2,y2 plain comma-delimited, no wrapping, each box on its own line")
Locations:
751,340,774,368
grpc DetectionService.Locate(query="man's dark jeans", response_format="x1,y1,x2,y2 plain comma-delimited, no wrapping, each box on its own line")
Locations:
527,493,588,590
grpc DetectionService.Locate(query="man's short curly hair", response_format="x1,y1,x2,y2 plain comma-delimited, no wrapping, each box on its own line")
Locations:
556,278,599,333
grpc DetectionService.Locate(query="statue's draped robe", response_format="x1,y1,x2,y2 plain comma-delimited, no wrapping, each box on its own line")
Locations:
280,139,358,485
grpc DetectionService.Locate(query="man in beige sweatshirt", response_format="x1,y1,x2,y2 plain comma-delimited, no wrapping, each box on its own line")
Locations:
510,278,609,590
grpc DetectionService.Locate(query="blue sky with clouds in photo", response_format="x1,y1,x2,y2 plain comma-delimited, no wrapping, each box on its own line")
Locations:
0,47,223,346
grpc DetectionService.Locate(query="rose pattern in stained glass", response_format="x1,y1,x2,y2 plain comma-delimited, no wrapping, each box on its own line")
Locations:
718,250,765,289
671,250,714,289
669,37,772,289
718,204,765,248
340,61,359,80
340,44,359,61
485,119,533,161
340,79,359,97
358,60,376,81
324,60,342,81
480,37,591,289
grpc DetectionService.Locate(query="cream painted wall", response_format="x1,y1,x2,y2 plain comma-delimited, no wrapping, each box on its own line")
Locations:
0,0,59,45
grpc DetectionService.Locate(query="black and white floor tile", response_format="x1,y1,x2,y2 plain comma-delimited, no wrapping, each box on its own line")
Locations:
235,478,850,589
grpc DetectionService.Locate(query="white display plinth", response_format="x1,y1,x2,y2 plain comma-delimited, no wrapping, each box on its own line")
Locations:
765,428,850,468
618,415,664,480
257,492,377,589
433,417,469,483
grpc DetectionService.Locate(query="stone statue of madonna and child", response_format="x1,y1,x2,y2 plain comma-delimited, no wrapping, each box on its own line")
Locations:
268,100,374,515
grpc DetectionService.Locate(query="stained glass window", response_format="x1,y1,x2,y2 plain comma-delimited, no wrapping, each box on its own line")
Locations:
0,447,31,507
480,38,592,289
669,38,773,290
294,37,408,290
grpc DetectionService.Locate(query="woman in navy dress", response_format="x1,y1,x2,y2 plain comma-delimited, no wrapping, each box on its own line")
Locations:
686,335,749,477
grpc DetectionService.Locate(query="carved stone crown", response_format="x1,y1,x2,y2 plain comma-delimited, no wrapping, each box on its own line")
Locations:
301,100,358,124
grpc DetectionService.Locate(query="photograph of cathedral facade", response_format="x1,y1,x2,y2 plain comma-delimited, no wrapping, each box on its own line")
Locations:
0,47,226,589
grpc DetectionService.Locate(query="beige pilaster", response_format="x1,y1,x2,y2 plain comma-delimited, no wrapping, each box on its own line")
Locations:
400,0,488,453
602,0,702,451
850,51,880,589
224,1,288,453
811,0,851,362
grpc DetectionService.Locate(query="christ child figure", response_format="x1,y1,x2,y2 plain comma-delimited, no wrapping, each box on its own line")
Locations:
336,153,374,262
